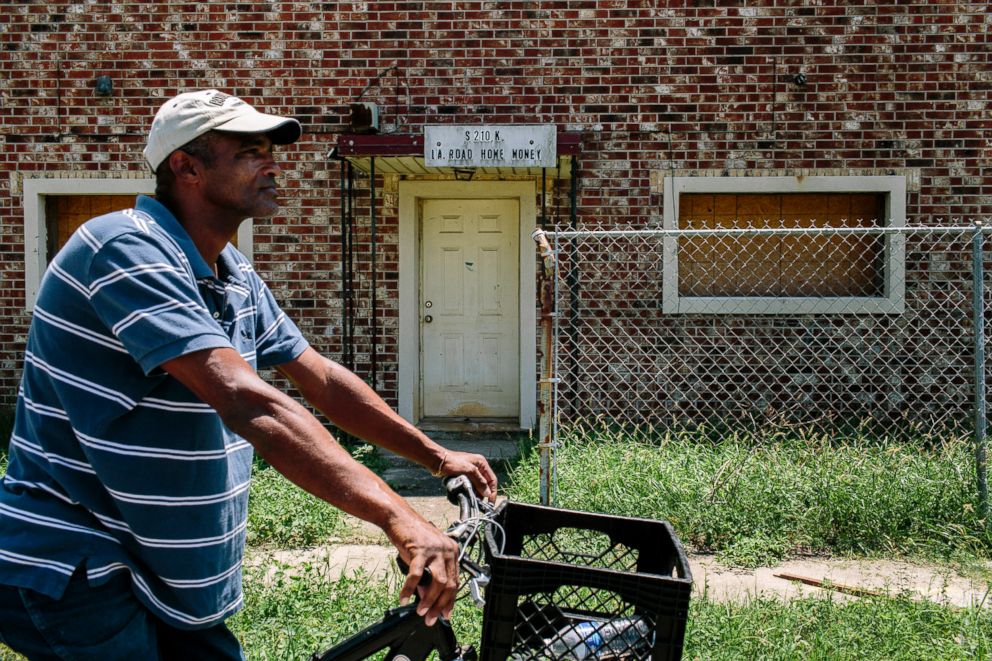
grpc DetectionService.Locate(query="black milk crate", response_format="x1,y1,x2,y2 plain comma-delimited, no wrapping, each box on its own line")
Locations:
480,501,692,661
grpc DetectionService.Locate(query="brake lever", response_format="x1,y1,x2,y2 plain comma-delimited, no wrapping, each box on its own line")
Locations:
468,574,489,608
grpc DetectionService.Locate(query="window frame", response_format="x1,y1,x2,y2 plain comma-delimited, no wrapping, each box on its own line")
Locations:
23,177,254,311
661,175,907,315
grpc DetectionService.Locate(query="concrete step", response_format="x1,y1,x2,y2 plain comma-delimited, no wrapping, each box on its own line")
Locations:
379,428,531,465
379,430,531,496
380,465,441,495
379,437,526,467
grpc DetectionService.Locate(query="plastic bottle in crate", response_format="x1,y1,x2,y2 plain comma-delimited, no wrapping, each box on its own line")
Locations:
543,616,651,660
594,617,652,658
543,620,602,659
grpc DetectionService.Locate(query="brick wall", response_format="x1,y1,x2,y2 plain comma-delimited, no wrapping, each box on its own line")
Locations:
1,1,989,409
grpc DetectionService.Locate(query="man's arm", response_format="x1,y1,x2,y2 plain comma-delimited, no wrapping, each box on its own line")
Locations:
276,347,499,502
161,346,458,624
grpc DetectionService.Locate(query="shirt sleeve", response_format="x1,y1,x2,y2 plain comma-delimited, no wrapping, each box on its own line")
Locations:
250,276,309,368
87,233,234,374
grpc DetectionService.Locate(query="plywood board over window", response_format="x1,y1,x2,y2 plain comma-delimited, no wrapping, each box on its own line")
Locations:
45,195,134,262
662,175,906,315
45,195,241,262
678,192,885,298
23,177,253,311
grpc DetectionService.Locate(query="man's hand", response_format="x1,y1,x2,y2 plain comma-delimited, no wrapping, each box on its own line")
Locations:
436,450,499,503
392,515,461,625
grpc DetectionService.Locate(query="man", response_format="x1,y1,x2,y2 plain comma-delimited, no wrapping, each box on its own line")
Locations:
0,90,498,659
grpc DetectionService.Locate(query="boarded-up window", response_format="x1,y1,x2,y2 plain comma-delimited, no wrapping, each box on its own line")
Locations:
678,192,885,297
45,195,135,262
45,195,240,264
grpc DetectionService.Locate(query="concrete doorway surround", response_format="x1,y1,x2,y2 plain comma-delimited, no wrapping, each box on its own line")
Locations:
398,180,537,431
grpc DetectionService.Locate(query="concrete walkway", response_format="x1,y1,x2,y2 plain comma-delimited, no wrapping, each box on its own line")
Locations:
247,542,991,609
245,494,992,609
245,436,991,609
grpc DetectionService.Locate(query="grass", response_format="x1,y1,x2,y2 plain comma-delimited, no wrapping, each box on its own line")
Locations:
684,594,992,660
248,458,347,547
0,408,13,454
227,423,992,658
226,560,992,660
3,419,991,658
230,562,395,659
4,560,990,661
247,436,382,548
229,561,484,660
504,425,992,568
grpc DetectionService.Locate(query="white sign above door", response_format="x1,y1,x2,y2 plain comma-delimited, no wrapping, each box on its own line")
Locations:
424,125,557,168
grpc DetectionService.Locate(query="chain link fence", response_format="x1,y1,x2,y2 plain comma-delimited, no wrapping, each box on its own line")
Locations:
533,221,992,513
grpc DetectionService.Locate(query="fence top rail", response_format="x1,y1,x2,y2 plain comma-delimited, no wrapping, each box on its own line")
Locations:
545,225,989,239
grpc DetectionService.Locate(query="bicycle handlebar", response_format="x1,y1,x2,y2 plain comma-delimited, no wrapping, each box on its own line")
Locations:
443,475,489,541
312,478,496,660
396,476,494,596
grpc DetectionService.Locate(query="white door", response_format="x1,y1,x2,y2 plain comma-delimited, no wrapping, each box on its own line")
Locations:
421,199,520,418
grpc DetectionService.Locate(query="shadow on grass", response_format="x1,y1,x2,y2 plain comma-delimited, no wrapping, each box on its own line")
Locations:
0,408,13,455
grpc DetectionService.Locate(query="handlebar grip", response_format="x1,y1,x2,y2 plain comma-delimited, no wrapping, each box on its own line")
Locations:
395,555,433,587
443,475,477,524
443,475,472,505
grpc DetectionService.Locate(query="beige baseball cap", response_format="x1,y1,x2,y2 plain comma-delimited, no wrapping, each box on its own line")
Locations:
144,90,302,172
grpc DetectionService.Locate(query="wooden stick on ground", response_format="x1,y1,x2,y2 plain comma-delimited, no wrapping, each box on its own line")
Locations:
773,572,884,598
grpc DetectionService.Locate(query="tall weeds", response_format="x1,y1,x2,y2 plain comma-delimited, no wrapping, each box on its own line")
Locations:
506,423,991,566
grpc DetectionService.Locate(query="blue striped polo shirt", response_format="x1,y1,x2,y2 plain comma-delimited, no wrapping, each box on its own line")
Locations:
0,195,308,629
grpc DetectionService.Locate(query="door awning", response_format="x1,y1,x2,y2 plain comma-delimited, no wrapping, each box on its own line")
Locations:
333,131,581,178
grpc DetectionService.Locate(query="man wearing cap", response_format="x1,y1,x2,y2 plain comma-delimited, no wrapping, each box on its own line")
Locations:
0,90,498,658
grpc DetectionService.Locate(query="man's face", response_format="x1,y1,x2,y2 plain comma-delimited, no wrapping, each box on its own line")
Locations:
198,132,284,220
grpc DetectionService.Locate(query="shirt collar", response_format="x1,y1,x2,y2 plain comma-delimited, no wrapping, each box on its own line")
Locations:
135,195,246,284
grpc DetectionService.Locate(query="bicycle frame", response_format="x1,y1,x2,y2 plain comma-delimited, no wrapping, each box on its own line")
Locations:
310,603,466,661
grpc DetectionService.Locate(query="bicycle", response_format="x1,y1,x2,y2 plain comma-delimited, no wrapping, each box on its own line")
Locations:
310,475,495,661
310,476,693,661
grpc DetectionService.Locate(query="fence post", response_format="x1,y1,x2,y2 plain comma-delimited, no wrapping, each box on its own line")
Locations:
532,229,558,506
972,222,989,524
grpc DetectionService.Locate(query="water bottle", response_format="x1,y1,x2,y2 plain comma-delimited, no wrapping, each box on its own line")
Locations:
543,616,651,660
594,616,652,658
544,620,602,659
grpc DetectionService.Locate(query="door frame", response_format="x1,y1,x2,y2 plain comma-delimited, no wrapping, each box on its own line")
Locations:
398,180,537,430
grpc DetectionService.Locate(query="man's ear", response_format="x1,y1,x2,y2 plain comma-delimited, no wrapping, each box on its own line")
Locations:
167,150,201,184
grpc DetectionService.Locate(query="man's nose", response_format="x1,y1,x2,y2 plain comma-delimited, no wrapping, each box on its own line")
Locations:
262,158,282,177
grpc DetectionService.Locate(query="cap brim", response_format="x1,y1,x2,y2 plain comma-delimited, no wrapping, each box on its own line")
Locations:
213,113,302,145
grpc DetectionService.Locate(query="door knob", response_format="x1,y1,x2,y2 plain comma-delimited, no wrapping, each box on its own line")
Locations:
424,315,433,323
